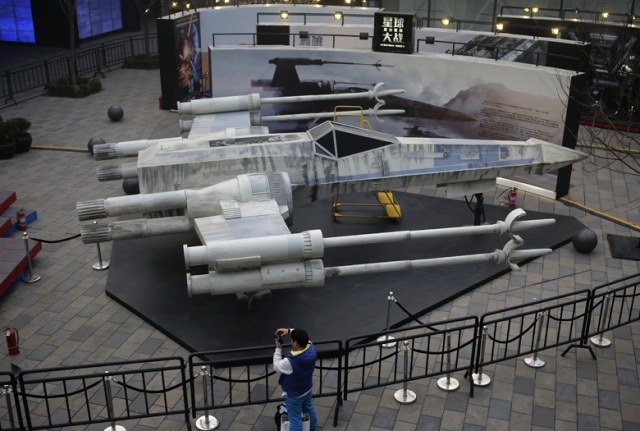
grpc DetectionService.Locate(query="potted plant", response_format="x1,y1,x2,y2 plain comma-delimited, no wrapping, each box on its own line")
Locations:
9,117,32,153
0,115,17,160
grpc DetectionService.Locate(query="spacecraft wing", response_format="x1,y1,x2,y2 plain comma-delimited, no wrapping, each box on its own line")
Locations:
185,111,261,140
193,199,290,247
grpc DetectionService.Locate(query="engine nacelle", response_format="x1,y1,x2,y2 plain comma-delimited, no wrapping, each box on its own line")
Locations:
184,229,324,271
187,260,326,296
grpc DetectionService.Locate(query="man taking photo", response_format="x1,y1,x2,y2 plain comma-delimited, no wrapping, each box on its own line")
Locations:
273,327,319,431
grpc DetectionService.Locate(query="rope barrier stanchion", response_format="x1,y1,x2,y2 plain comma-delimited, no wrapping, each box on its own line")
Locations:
2,384,16,429
195,366,219,430
524,312,546,368
377,291,397,348
437,332,459,391
103,371,126,431
92,222,110,271
22,232,41,283
591,293,612,347
472,326,491,387
393,340,416,404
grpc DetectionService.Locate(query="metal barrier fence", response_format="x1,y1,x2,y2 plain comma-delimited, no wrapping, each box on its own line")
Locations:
210,32,582,73
584,274,640,346
0,274,639,429
211,32,370,48
0,371,22,431
415,38,583,70
2,30,581,105
16,357,190,430
343,317,479,400
1,34,158,105
475,290,592,377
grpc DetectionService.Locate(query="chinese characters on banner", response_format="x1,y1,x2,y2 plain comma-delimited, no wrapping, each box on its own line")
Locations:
373,12,415,54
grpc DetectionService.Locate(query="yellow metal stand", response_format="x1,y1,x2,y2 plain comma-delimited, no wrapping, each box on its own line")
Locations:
333,106,372,129
332,190,402,221
330,107,401,221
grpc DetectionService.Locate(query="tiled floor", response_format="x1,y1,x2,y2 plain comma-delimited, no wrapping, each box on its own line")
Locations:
0,42,639,431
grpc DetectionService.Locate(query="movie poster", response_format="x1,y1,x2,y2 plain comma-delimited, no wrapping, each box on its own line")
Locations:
174,13,202,103
209,46,574,146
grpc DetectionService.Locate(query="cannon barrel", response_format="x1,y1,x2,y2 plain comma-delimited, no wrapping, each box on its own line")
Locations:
77,190,188,221
93,137,186,160
183,209,553,269
186,243,552,296
177,85,405,115
96,163,138,181
261,108,405,123
82,216,192,243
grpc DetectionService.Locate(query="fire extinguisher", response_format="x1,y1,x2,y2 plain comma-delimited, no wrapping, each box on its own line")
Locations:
4,328,19,356
509,187,518,209
16,208,27,231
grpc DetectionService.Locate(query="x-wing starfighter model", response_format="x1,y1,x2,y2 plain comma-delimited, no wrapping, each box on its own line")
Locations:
78,120,586,298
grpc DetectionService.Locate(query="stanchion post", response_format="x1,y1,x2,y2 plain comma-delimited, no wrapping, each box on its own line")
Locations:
22,232,41,283
591,293,612,347
103,371,126,431
377,291,397,348
195,366,219,430
472,326,491,386
394,340,416,404
524,311,546,368
2,384,15,428
92,222,110,271
437,331,459,391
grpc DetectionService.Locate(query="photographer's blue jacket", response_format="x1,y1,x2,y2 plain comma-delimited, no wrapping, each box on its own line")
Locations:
278,342,317,398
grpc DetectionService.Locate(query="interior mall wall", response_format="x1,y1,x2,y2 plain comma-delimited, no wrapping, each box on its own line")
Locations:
388,0,638,30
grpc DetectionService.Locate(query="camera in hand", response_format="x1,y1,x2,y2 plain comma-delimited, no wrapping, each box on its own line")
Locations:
274,331,284,344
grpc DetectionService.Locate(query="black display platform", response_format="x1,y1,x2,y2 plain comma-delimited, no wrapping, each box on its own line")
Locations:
607,234,640,261
105,192,585,353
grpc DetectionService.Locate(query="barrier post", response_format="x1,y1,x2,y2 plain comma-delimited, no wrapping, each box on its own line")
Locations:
393,341,416,404
195,366,219,430
2,384,15,428
376,292,397,348
103,371,126,431
591,293,612,347
472,326,491,386
437,332,459,391
524,312,546,368
92,222,110,271
22,232,41,283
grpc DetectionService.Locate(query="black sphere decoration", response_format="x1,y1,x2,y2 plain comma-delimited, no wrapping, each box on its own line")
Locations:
122,178,140,195
572,228,598,253
108,105,124,122
87,136,106,155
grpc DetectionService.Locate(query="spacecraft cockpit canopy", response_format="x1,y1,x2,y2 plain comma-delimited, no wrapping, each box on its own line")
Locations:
309,121,400,160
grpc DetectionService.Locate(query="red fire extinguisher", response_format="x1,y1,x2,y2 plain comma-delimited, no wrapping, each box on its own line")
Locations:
4,328,19,356
509,187,518,209
16,208,27,231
